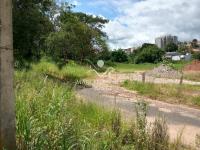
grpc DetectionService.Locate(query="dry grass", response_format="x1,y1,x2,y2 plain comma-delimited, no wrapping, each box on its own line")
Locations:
122,80,200,107
184,71,200,82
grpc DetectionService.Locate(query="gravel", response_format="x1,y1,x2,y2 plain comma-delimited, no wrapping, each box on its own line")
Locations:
146,64,182,79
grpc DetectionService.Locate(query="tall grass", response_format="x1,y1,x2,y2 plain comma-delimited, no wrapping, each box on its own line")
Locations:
15,69,112,149
32,60,94,82
15,61,190,149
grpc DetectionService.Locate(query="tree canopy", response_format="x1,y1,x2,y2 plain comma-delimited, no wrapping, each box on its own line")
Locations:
46,11,109,63
13,0,54,63
13,0,109,66
111,49,128,63
134,44,164,64
164,42,178,52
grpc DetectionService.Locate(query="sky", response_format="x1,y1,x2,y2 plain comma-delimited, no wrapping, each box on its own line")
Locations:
65,0,200,49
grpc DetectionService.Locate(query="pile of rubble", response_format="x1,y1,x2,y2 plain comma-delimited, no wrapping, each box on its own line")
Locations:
184,60,200,71
146,64,182,79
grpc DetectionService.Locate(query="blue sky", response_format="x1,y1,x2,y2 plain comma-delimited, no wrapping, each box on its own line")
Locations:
60,0,200,49
72,0,118,20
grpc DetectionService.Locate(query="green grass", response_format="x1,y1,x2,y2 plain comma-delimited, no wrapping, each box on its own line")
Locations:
113,63,158,73
108,61,190,73
171,61,190,70
15,69,114,149
15,61,190,149
122,80,200,107
32,60,94,82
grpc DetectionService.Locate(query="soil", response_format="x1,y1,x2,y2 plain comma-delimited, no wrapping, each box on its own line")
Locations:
78,73,200,146
184,60,200,71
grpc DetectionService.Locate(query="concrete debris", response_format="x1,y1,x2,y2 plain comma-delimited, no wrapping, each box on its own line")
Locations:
146,64,182,79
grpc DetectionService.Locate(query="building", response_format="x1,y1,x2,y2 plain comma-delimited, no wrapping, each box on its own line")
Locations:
164,52,192,61
155,35,178,49
122,48,136,54
186,39,200,53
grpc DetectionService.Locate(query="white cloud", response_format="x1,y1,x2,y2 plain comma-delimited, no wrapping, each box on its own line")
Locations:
71,0,81,6
100,0,200,49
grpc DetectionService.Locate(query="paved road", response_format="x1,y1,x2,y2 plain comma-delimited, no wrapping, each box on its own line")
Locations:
77,73,200,146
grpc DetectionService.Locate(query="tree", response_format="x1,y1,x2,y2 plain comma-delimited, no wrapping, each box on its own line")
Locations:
0,0,16,149
193,52,200,60
46,11,109,63
164,42,178,52
134,44,164,64
111,49,128,62
97,49,112,61
178,43,188,54
13,0,54,64
191,39,199,48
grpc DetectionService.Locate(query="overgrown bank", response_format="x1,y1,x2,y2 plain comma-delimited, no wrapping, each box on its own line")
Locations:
15,61,192,149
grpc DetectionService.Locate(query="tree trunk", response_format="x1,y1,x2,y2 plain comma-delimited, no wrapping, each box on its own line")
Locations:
0,0,16,149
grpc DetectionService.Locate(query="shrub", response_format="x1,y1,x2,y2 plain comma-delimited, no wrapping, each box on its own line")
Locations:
193,52,200,60
164,42,178,52
151,117,169,150
111,49,128,63
134,44,164,64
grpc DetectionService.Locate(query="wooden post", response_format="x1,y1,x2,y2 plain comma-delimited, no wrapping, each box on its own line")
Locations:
0,0,16,149
179,73,183,85
114,93,118,109
142,72,146,83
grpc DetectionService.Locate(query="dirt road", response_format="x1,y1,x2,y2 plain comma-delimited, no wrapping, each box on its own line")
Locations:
77,73,200,146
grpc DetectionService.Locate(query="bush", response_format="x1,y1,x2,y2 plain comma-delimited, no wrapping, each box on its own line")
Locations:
164,42,178,52
134,44,164,64
111,49,128,63
193,52,200,60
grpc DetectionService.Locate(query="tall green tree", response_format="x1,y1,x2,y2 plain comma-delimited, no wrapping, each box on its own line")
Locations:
134,44,164,64
191,39,199,48
164,42,178,52
111,49,128,62
13,0,54,63
46,11,109,63
178,43,188,54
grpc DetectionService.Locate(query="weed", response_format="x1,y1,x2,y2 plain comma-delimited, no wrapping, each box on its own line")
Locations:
15,61,190,149
122,80,200,107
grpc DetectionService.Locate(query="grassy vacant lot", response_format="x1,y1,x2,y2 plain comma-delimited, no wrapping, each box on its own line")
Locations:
113,63,158,73
15,61,189,149
122,80,200,107
111,61,190,73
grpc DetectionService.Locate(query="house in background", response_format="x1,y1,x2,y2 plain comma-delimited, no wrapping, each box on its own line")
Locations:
186,39,200,53
165,52,192,61
122,47,136,54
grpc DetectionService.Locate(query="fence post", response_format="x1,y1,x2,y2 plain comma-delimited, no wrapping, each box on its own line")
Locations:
179,73,183,85
142,72,146,83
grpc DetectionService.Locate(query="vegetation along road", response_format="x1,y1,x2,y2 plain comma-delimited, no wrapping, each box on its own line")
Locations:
78,73,200,146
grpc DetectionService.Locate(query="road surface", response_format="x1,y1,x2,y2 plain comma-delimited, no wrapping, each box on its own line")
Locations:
77,73,200,146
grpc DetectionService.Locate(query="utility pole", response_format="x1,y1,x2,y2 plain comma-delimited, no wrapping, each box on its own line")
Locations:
0,0,16,149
